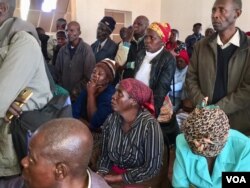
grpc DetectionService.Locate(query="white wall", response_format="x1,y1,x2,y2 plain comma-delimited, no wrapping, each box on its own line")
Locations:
75,0,162,44
75,0,250,43
162,0,250,41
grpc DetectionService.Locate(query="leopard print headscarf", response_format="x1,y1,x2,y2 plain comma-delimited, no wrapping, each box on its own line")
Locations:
182,97,230,157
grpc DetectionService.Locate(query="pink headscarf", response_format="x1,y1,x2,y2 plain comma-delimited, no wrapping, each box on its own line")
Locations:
119,78,155,116
177,50,190,65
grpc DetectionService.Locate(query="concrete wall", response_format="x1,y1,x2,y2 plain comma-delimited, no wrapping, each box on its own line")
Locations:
162,0,250,41
75,0,250,43
75,0,162,44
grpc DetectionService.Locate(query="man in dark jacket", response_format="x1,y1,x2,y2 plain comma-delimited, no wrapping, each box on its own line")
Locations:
185,0,250,136
122,15,149,79
55,21,96,102
91,16,118,63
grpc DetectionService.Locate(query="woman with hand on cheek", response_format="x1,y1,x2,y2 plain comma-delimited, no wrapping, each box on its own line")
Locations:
72,58,116,131
72,58,116,171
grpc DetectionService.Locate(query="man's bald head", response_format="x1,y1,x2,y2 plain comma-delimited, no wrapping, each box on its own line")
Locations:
33,118,93,177
133,15,149,39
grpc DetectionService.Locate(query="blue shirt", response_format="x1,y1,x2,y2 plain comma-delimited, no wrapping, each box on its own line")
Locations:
172,130,250,188
72,84,115,130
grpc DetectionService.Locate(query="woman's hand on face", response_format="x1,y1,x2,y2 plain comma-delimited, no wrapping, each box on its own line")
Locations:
104,174,123,183
87,80,102,96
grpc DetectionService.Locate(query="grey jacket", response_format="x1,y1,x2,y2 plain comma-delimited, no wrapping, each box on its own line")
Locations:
55,39,96,94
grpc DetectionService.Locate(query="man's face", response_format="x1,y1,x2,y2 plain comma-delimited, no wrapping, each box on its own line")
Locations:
176,57,187,70
133,16,148,36
96,23,110,41
66,23,81,43
169,31,178,43
21,134,56,188
211,0,239,33
193,25,202,35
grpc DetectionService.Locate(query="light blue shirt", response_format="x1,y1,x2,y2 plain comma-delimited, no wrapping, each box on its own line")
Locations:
172,130,250,188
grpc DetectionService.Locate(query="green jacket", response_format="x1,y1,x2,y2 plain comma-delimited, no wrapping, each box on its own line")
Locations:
185,28,250,135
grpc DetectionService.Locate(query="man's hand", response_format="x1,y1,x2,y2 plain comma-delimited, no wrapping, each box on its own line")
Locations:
122,26,134,42
4,101,23,122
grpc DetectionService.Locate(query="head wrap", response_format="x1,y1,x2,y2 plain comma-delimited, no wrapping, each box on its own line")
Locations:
182,97,230,157
148,22,171,43
96,58,116,83
177,50,189,65
100,16,116,32
119,78,155,115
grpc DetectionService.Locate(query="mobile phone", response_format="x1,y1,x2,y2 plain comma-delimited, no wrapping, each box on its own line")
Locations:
6,88,33,121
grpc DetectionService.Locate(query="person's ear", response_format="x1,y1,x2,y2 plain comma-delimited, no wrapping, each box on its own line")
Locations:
55,162,68,180
129,98,138,107
235,9,242,19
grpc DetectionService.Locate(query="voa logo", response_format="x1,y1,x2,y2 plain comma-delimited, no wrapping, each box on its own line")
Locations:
226,176,246,184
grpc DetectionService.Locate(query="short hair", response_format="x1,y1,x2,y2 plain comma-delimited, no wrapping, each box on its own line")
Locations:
233,0,242,9
171,29,179,36
36,27,45,35
67,21,81,32
135,15,149,27
35,118,93,177
56,18,67,24
193,23,202,28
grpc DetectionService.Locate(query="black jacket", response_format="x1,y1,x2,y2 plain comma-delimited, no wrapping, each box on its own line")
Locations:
134,49,176,117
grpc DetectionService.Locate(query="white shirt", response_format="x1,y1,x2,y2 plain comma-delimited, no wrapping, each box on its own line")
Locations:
135,46,164,86
87,169,91,188
217,29,240,49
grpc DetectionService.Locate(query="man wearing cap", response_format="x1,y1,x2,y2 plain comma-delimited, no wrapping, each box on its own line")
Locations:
91,16,118,63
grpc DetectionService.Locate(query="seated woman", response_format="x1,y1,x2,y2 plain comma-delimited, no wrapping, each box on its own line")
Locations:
72,58,116,131
72,58,116,171
169,49,189,112
172,97,250,188
97,78,171,187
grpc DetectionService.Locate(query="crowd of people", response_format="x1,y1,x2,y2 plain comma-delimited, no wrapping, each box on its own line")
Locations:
1,0,250,187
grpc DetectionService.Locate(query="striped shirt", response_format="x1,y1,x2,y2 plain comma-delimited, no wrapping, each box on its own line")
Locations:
98,109,164,184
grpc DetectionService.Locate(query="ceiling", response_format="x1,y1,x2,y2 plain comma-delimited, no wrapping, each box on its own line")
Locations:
14,0,71,33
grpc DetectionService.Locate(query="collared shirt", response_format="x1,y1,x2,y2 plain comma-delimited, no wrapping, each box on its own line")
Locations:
172,130,250,188
217,29,240,49
87,169,91,188
98,109,164,184
135,46,164,86
98,38,108,51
